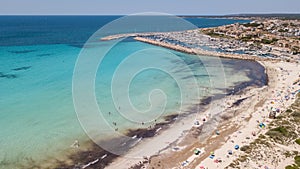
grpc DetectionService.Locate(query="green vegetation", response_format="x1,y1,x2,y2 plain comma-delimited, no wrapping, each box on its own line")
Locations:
239,34,259,42
282,23,289,27
205,31,227,38
292,112,300,117
285,165,299,169
240,35,254,42
267,126,288,136
250,137,271,146
266,125,298,144
264,95,299,145
286,156,300,169
279,29,288,33
285,151,293,158
240,145,251,153
239,155,248,162
261,38,278,44
243,22,261,27
258,134,266,139
292,46,300,54
227,53,300,169
241,37,251,42
292,113,300,123
295,156,300,166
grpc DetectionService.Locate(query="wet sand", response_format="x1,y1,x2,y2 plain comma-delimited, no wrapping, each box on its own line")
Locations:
52,114,179,169
104,61,268,169
143,61,299,169
48,61,266,169
47,49,269,169
51,34,292,169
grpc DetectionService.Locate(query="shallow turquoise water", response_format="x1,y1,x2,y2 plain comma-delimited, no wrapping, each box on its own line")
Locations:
0,44,83,167
0,16,256,168
0,40,256,168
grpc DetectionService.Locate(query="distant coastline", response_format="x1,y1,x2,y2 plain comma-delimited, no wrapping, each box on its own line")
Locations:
178,13,300,20
1,15,299,169
99,16,300,169
101,17,299,63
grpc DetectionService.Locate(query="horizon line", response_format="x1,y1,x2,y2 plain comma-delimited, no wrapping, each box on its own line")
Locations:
0,12,300,16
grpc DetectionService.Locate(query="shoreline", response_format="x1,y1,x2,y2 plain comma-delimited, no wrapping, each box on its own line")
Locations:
52,114,179,169
47,42,298,169
51,58,267,169
54,36,298,169
1,16,298,169
145,61,299,169
99,35,299,168
104,58,269,168
194,61,299,169
59,21,297,168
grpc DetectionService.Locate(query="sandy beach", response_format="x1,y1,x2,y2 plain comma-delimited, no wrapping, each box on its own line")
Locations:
1,3,299,169
193,61,300,169
104,58,299,169
99,19,300,169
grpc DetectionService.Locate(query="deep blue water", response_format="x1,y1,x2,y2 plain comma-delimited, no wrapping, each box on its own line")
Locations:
0,16,254,169
0,16,249,46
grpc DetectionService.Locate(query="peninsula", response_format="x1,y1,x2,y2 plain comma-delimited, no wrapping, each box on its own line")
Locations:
102,17,300,169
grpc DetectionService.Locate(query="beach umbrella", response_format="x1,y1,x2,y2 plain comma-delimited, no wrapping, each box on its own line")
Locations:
181,160,189,166
209,154,215,159
228,150,233,155
194,149,201,155
259,123,266,128
234,145,239,150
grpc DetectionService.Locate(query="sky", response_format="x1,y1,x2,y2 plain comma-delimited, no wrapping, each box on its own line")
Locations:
0,0,299,15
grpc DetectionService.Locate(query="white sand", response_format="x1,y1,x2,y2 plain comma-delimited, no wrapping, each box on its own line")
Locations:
105,61,299,169
196,61,300,169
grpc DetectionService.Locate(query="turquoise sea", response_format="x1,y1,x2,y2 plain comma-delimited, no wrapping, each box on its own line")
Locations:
0,16,264,168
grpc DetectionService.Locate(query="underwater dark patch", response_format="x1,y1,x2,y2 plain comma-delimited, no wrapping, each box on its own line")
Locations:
181,74,211,80
0,72,18,79
37,53,52,57
12,66,31,71
8,50,37,54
